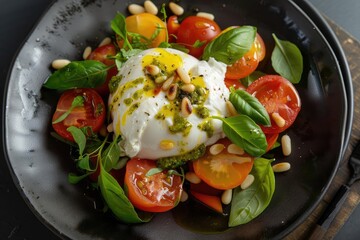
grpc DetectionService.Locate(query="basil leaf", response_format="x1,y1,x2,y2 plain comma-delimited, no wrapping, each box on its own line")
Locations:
44,60,108,90
229,89,270,126
240,71,265,88
271,34,303,83
214,115,267,157
98,165,152,223
229,158,275,226
68,172,92,184
102,137,121,172
67,126,86,155
202,26,256,65
111,13,132,50
77,155,93,171
52,96,84,124
146,167,163,177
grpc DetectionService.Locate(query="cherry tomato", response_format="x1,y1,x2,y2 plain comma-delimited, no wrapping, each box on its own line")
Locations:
265,133,279,152
52,88,106,142
190,190,223,214
118,13,166,48
193,138,254,190
246,75,301,134
225,33,266,80
176,16,221,58
167,15,180,43
224,78,246,90
125,158,183,212
87,43,118,96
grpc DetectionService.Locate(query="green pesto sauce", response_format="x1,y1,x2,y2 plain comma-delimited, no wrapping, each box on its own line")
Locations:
195,106,210,119
133,89,144,100
169,112,192,136
109,75,123,94
128,102,140,115
197,119,214,138
156,144,206,169
123,98,133,106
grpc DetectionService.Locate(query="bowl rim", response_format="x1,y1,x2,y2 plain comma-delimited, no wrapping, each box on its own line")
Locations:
1,0,354,239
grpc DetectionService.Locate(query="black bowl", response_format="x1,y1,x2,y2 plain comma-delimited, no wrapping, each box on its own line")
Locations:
2,0,353,239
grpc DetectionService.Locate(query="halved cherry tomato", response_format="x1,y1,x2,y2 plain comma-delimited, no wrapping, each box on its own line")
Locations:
167,15,180,43
117,13,166,48
193,138,254,190
224,78,246,90
190,190,223,214
176,16,221,58
246,75,301,134
52,88,106,142
125,158,183,212
87,43,118,96
266,133,279,152
225,33,265,80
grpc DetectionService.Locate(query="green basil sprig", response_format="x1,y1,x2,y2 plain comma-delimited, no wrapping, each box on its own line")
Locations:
202,26,257,65
52,96,84,124
271,34,303,83
99,165,152,223
229,158,275,226
43,60,109,90
213,115,267,157
229,89,270,126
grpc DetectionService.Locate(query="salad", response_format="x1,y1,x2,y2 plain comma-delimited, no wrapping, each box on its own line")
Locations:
43,1,303,228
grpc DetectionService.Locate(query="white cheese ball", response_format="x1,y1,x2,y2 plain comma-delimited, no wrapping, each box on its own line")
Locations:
109,48,229,159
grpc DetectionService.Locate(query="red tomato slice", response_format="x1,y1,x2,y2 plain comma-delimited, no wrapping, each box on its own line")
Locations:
190,190,223,214
176,16,221,58
193,138,254,190
167,15,180,43
224,78,246,90
125,158,183,213
266,133,279,152
246,75,301,134
52,88,106,142
87,43,118,96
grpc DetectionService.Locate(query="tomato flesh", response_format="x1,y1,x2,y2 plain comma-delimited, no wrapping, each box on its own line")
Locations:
167,15,180,43
193,138,254,190
119,13,166,48
176,16,221,58
52,88,106,142
87,43,118,95
247,75,301,134
125,158,183,212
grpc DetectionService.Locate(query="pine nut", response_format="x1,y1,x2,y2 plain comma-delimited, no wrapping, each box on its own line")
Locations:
176,67,191,84
155,75,167,84
226,101,238,116
98,37,111,47
160,140,175,150
185,172,201,184
221,189,232,205
162,76,175,91
272,162,291,173
196,12,215,21
145,64,161,76
83,46,92,60
181,97,193,117
144,0,158,15
128,4,145,15
166,83,178,100
180,83,195,93
281,134,292,156
51,59,71,69
227,144,245,155
169,2,184,16
180,190,188,202
209,143,225,155
107,123,114,132
241,174,255,189
272,112,286,128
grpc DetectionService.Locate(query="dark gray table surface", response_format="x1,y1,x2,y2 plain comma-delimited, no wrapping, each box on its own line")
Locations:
0,0,359,239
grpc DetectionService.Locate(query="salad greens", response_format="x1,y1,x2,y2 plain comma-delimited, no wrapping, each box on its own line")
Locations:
229,158,275,226
271,34,303,84
52,96,84,124
202,26,257,65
